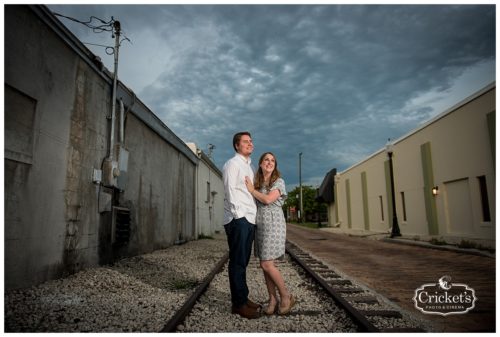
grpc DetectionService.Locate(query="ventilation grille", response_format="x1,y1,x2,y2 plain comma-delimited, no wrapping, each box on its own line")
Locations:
112,206,131,245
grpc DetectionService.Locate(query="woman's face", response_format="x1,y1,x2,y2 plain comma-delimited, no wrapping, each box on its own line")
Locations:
260,153,276,174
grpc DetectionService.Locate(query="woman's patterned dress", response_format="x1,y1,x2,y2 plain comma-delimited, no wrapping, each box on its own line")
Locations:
254,178,287,261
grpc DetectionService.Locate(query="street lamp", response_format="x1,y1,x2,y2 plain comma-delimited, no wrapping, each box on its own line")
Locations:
299,152,304,224
385,139,401,238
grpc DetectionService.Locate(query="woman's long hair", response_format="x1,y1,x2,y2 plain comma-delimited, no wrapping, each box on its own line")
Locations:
254,152,281,191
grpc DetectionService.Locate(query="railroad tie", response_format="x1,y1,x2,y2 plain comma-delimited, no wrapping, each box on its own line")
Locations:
330,287,364,293
382,327,427,332
327,279,352,286
343,296,379,304
359,310,403,318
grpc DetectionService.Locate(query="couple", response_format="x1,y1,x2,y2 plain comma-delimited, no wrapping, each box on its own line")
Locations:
223,131,295,319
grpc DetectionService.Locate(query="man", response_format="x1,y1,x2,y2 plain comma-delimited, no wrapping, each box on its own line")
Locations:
223,131,261,319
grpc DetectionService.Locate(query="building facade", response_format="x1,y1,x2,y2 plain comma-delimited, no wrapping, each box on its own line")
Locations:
187,143,225,237
327,84,495,247
5,5,201,289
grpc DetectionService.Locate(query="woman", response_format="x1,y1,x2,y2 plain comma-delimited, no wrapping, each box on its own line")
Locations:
245,152,295,315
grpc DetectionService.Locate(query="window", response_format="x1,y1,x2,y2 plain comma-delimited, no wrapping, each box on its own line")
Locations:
5,84,37,164
478,176,491,222
206,181,211,203
379,196,384,221
400,191,407,222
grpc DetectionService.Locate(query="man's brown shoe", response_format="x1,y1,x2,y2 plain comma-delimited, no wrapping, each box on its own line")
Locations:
231,304,260,319
247,299,262,310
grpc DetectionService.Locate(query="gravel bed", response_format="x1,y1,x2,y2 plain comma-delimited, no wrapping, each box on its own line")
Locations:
5,235,228,332
180,255,357,332
5,234,435,332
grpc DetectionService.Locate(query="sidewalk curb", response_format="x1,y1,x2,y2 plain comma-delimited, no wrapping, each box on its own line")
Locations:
380,237,495,258
297,224,495,258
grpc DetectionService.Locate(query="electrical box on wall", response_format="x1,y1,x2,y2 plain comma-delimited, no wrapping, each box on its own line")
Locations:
102,158,119,186
102,146,128,188
92,168,102,184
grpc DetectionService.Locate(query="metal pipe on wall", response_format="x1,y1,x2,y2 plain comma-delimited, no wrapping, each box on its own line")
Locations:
119,98,124,144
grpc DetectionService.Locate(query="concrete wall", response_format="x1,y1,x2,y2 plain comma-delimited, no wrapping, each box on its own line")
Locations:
330,84,495,246
119,114,196,252
4,5,198,289
5,5,106,288
187,143,225,237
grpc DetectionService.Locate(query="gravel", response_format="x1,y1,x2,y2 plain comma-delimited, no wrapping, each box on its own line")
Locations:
5,233,433,332
5,235,227,332
180,257,357,332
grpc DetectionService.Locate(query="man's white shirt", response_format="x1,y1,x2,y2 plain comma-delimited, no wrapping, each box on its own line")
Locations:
223,153,257,225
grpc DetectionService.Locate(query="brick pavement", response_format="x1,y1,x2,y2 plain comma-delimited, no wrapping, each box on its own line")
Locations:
286,224,495,332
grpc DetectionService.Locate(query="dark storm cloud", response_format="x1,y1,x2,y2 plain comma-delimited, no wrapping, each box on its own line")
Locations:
48,4,495,188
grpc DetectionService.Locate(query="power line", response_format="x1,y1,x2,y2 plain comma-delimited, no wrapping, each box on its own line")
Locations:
52,12,132,51
53,12,115,34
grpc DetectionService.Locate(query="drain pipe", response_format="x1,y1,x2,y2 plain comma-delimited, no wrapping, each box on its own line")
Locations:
119,98,124,144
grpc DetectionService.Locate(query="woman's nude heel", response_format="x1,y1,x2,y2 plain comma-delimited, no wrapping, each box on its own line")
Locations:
278,294,296,315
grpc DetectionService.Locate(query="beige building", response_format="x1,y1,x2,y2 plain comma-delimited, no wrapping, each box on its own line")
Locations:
328,83,495,248
187,143,225,237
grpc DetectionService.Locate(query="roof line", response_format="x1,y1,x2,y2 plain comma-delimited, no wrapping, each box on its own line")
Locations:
340,81,496,174
31,5,198,165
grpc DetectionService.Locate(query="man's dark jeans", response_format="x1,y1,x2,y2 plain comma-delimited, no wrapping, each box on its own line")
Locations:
224,217,255,308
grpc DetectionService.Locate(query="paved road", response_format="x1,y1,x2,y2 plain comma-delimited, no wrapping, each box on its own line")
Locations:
286,224,495,332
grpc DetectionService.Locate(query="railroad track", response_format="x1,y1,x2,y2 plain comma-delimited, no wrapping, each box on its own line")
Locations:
286,241,427,332
162,240,428,332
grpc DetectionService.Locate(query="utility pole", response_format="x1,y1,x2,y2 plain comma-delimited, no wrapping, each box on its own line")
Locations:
109,20,121,160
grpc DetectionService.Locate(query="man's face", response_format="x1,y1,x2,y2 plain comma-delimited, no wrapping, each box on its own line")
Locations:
236,135,253,157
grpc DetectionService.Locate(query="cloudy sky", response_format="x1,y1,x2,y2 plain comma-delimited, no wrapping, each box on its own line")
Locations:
47,3,495,189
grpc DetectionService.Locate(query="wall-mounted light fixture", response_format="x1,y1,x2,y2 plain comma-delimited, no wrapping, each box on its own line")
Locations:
432,186,439,196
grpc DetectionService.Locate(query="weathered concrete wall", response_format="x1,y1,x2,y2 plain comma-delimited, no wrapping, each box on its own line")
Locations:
122,114,196,251
4,5,198,289
5,5,107,289
211,171,225,233
186,143,224,237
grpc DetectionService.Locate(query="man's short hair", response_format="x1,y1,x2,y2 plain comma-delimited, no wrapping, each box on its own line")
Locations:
233,131,252,152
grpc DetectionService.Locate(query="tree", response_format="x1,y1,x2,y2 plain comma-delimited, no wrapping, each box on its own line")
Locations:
283,185,327,221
